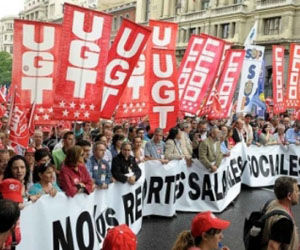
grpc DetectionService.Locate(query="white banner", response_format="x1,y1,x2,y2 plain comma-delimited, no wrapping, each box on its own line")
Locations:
236,45,265,113
17,143,300,250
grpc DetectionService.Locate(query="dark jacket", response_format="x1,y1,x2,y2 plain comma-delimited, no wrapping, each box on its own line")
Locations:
90,156,112,186
111,153,141,183
232,127,245,144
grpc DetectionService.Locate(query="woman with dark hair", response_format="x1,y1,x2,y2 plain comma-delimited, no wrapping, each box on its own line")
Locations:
59,146,93,197
165,127,191,165
259,123,277,146
172,211,230,250
28,163,61,198
110,134,125,158
35,148,52,166
3,155,31,195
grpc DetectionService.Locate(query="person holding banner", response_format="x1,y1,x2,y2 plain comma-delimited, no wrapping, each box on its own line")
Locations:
59,146,93,197
259,124,277,146
144,128,167,163
285,120,300,145
111,142,141,185
232,119,246,144
198,127,223,173
172,211,230,250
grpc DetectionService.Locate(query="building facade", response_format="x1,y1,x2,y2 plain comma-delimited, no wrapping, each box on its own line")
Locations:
103,1,136,44
135,0,300,98
0,16,15,54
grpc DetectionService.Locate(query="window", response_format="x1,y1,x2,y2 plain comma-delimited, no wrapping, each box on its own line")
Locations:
119,16,123,26
233,0,243,3
202,0,210,10
214,24,218,36
49,4,55,17
113,17,117,30
4,35,7,41
264,17,281,35
10,35,13,41
145,0,150,22
231,22,236,37
125,14,130,19
10,46,13,54
190,27,196,37
221,23,230,38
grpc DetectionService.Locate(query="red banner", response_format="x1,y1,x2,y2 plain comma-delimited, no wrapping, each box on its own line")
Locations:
177,35,206,99
285,44,300,108
100,19,151,119
54,4,112,121
199,42,231,116
115,51,149,119
272,45,286,114
147,20,178,131
208,49,245,119
180,35,225,114
11,20,61,108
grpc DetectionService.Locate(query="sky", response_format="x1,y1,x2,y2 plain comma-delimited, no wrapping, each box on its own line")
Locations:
0,0,24,19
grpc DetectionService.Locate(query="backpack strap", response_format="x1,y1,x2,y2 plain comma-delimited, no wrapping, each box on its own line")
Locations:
259,209,293,225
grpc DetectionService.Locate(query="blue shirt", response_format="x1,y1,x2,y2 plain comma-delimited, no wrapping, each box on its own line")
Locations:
28,182,61,195
88,155,112,186
221,141,230,154
285,128,300,144
144,140,165,159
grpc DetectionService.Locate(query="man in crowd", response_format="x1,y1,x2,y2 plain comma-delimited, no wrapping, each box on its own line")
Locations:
198,126,223,172
191,120,208,159
180,122,193,160
111,142,141,184
31,130,48,150
97,134,113,167
0,149,9,181
233,118,245,144
0,200,20,250
244,114,253,146
144,128,168,163
262,176,299,249
285,120,300,144
52,131,75,173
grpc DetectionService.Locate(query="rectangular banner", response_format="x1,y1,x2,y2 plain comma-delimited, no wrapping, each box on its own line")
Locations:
54,4,112,121
272,45,286,114
115,51,149,119
285,44,300,108
11,20,61,108
180,35,225,114
177,35,206,99
200,42,231,116
208,49,245,119
147,20,179,131
100,19,151,119
236,45,265,113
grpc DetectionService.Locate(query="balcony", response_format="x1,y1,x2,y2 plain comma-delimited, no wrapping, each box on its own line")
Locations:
256,0,295,9
178,10,206,22
211,4,247,16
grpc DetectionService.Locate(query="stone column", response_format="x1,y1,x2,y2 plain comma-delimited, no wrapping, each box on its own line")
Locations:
163,0,170,17
188,0,195,12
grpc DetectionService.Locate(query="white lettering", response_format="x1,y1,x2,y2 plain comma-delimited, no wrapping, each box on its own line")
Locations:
153,106,174,129
152,27,171,47
152,80,175,104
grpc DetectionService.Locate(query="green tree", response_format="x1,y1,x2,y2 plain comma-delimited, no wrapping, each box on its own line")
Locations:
0,51,12,86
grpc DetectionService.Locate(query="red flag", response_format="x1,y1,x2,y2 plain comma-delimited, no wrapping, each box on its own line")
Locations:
9,103,31,148
11,20,61,109
285,44,300,108
115,51,149,119
177,34,207,99
199,42,231,116
54,4,112,121
272,45,286,114
147,20,178,131
208,49,245,119
180,34,225,115
100,19,151,118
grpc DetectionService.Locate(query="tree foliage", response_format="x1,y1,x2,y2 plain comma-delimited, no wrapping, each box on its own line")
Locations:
0,51,12,86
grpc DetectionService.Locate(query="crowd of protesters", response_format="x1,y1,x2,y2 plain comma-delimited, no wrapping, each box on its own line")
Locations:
0,111,300,249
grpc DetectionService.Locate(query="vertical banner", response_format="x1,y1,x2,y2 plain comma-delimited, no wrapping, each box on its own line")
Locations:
252,61,266,117
236,45,265,113
285,44,300,108
272,45,286,114
115,51,149,119
177,34,207,99
208,49,245,119
100,20,151,119
147,20,178,131
11,20,61,108
179,35,225,115
199,42,231,116
54,4,112,121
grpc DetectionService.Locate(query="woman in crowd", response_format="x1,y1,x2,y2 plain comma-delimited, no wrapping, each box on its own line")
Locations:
59,146,93,197
3,155,32,199
24,147,35,187
28,162,61,198
250,122,261,146
165,127,185,160
172,211,230,250
259,124,277,146
131,136,144,163
273,123,288,145
110,134,125,158
226,127,236,149
35,148,52,166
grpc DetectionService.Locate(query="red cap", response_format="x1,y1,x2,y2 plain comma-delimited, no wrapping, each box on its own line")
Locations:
26,147,36,153
191,211,230,237
0,179,23,203
102,224,137,250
